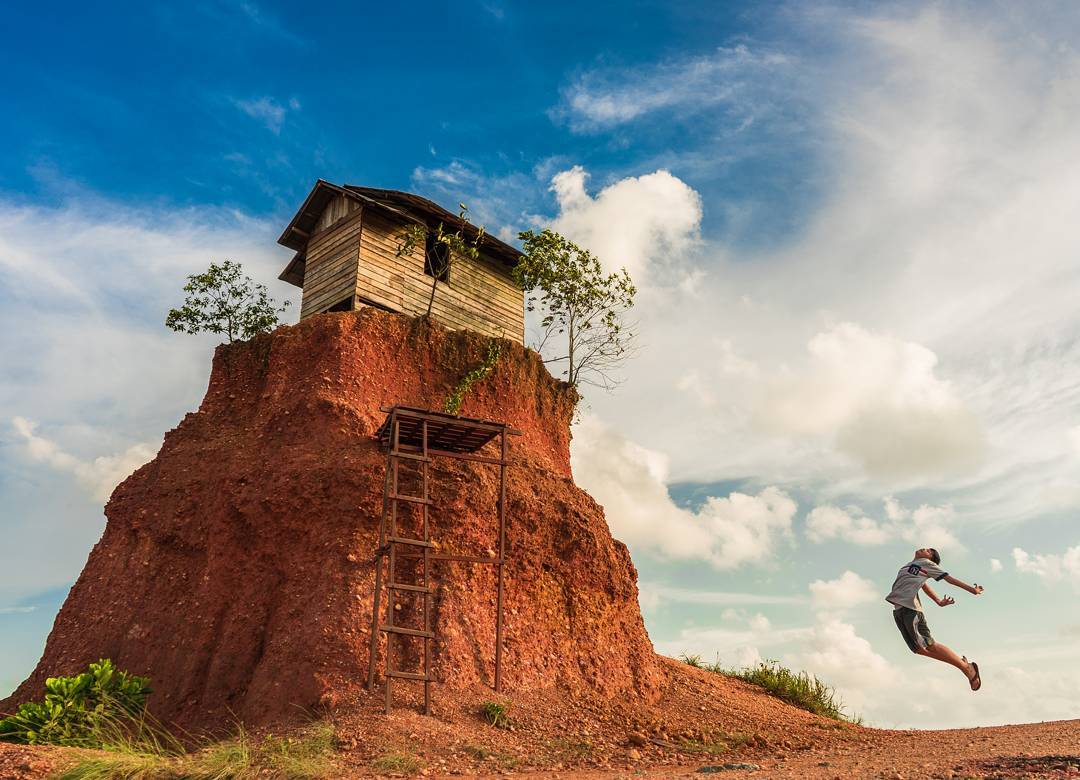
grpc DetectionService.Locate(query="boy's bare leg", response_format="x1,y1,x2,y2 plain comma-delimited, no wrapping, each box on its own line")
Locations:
918,642,975,679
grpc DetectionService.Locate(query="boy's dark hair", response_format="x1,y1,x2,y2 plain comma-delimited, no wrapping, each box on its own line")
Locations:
928,548,941,565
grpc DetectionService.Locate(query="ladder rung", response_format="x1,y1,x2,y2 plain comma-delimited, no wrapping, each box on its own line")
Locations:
390,493,433,505
385,669,430,681
391,451,432,463
381,625,434,638
387,536,435,549
388,582,432,593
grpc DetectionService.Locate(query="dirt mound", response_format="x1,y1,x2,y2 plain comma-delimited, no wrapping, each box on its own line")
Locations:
1,310,662,730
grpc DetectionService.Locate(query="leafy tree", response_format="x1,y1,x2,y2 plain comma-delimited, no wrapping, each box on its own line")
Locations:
515,229,637,390
166,260,288,343
396,205,486,316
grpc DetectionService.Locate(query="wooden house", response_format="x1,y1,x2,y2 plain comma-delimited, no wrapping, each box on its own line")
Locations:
278,181,524,343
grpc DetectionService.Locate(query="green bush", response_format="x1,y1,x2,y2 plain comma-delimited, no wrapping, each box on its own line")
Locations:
0,659,151,746
478,701,512,729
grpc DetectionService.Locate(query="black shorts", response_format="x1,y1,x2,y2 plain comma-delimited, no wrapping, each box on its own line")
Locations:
893,606,934,653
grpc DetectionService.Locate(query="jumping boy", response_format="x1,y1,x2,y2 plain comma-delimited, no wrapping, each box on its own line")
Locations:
886,547,984,691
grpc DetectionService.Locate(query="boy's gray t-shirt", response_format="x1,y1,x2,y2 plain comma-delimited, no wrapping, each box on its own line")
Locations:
886,557,948,611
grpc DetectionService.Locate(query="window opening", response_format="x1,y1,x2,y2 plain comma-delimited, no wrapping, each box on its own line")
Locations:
424,230,451,284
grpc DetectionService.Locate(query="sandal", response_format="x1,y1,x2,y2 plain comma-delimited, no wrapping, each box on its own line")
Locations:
964,657,981,691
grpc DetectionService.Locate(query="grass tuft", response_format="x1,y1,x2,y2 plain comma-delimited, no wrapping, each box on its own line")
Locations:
678,653,703,668
679,654,856,722
57,720,339,779
478,701,512,729
370,751,423,774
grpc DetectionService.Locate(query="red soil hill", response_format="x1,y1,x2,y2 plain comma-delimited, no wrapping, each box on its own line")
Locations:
2,310,662,730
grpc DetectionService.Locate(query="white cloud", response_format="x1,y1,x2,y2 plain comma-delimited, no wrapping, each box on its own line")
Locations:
0,607,36,615
548,166,702,285
1013,545,1080,589
787,617,897,711
233,96,296,134
571,414,796,569
11,417,158,503
805,496,962,551
760,323,985,480
990,558,1003,573
805,504,891,545
558,44,790,132
808,570,878,612
640,583,807,609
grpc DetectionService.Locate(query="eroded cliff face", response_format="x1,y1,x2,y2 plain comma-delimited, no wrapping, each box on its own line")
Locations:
3,310,662,729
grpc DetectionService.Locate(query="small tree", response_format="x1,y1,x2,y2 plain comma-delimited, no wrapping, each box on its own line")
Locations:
515,229,636,390
166,260,288,343
396,205,486,316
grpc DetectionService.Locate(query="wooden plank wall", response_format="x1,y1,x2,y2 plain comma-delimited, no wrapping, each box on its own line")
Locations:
299,208,363,319
314,193,360,234
356,210,525,343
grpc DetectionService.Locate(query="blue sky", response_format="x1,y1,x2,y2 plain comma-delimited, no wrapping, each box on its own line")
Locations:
4,0,1080,728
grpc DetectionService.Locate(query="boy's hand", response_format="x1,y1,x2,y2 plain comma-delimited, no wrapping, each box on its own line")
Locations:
939,595,955,606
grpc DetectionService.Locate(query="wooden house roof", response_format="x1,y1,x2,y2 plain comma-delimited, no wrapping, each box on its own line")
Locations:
277,180,523,287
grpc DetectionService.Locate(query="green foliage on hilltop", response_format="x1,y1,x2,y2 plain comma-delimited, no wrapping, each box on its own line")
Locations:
514,229,636,391
0,659,151,746
166,259,289,343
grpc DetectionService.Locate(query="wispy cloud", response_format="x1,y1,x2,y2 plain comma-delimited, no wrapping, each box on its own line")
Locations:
232,96,300,134
555,44,793,133
0,606,37,615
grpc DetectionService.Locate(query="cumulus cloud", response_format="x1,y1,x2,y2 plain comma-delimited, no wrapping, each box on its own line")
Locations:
1013,545,1080,589
808,570,878,612
788,617,897,708
571,414,796,568
990,558,1003,573
805,504,891,545
11,418,158,503
760,323,985,480
805,496,962,551
548,166,702,285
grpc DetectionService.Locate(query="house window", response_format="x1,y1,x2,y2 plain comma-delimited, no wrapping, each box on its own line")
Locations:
424,231,450,284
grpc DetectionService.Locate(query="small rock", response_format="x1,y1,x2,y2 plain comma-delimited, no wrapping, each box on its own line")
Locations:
628,748,641,761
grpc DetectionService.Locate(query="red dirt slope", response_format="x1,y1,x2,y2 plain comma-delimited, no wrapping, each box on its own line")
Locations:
1,310,661,731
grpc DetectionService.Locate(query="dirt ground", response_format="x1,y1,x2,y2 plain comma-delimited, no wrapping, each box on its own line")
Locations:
4,657,1077,779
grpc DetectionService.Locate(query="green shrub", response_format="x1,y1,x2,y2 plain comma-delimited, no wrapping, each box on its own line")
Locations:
0,659,151,746
678,653,703,668
478,701,511,729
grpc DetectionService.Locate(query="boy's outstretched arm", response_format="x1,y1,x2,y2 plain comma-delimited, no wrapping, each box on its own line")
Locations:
943,574,984,595
921,582,955,606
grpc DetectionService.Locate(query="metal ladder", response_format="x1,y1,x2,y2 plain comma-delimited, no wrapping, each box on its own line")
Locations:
368,412,435,714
